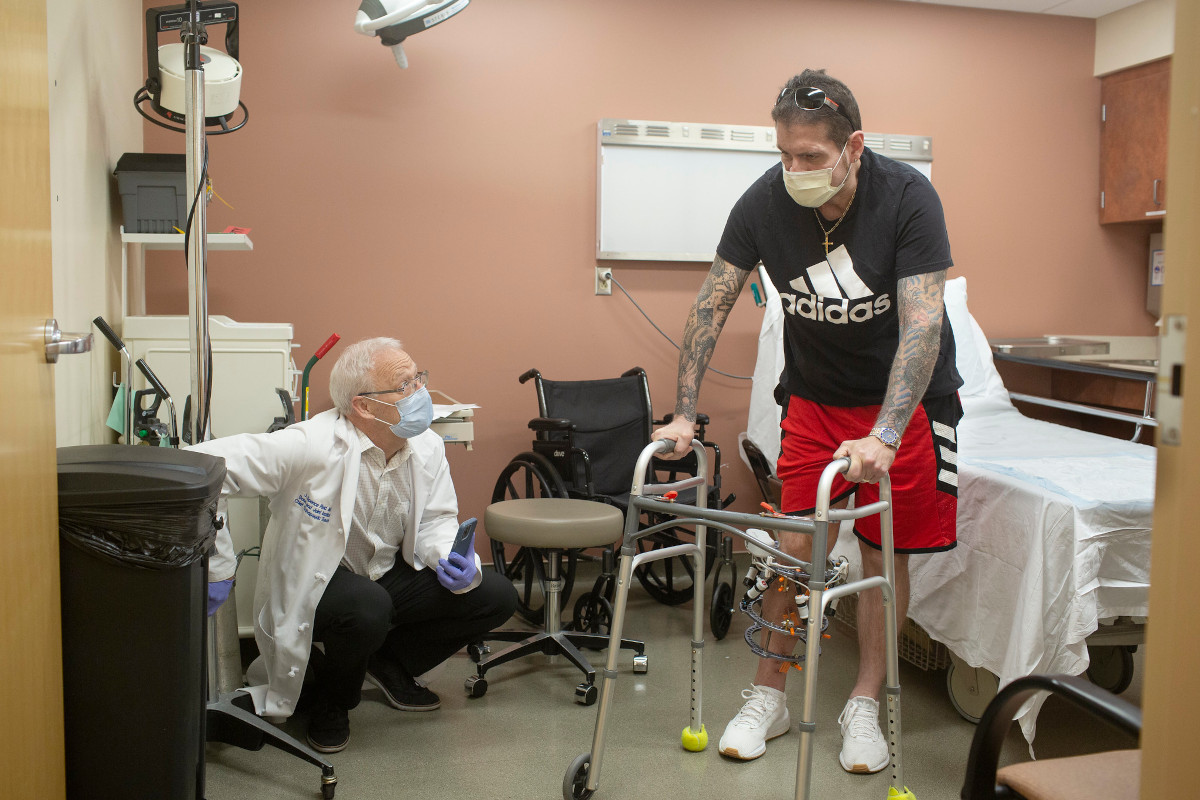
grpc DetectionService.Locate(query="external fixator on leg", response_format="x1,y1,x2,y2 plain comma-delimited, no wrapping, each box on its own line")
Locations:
738,530,850,664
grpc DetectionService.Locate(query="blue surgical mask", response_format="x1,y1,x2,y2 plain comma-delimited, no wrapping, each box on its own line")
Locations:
366,386,434,439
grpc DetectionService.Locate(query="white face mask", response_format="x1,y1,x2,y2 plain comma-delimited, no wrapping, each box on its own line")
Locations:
782,140,851,208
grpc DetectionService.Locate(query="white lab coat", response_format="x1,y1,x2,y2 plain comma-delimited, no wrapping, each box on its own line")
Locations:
190,409,478,719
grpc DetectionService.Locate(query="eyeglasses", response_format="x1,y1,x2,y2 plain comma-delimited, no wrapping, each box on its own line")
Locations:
776,86,856,131
358,370,429,399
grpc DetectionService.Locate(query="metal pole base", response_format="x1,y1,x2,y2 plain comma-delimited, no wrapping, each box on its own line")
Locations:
206,692,337,798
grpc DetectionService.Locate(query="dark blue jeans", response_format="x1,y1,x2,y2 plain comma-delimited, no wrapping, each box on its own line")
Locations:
310,558,517,710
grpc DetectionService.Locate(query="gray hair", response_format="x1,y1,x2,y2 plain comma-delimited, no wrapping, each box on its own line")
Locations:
328,337,403,415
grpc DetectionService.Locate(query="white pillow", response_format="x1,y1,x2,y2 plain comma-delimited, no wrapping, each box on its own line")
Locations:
944,277,1014,417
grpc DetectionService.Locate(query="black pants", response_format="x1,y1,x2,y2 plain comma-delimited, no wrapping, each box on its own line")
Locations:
310,559,517,710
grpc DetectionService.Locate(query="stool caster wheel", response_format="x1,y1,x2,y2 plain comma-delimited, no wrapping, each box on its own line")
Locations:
321,766,337,799
321,783,336,800
467,642,491,663
575,682,598,706
563,753,594,800
632,654,648,674
465,674,488,698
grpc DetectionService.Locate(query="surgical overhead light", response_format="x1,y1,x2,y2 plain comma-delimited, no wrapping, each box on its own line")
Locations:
355,0,471,68
134,1,248,134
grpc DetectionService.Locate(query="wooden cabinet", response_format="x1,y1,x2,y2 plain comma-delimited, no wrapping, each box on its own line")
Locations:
1100,58,1170,224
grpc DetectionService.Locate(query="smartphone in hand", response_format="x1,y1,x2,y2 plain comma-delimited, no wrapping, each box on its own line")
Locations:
451,517,477,558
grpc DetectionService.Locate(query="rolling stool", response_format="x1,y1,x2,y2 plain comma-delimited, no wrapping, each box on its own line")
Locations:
465,498,647,705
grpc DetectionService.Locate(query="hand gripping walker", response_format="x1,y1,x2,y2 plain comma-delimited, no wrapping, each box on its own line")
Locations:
563,439,916,800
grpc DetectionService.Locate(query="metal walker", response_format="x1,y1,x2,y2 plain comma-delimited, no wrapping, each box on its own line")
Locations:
563,439,915,800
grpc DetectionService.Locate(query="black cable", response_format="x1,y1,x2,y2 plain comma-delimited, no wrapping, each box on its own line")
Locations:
181,140,214,442
132,87,249,135
610,275,752,381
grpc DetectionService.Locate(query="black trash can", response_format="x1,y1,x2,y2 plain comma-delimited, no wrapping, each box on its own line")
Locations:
57,445,226,800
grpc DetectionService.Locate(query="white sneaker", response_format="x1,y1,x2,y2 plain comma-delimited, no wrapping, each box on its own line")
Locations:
838,696,889,773
718,685,791,760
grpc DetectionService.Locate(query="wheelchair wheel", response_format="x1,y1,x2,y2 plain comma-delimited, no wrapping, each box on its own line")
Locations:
571,592,613,635
633,519,719,606
709,581,734,640
490,452,578,625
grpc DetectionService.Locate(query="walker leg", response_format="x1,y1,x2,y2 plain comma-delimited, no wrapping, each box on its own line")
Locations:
580,547,638,793
884,598,912,797
682,540,707,751
792,588,824,800
880,504,912,798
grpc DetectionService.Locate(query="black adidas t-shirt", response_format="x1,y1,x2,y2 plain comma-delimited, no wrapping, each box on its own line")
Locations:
717,148,962,407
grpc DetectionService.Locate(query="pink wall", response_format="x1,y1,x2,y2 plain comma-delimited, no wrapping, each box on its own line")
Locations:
143,0,1157,534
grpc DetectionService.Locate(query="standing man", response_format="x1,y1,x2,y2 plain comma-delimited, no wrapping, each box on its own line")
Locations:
195,337,517,753
653,69,962,773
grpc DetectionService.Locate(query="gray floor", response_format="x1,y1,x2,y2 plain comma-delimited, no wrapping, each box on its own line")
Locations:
204,558,1143,800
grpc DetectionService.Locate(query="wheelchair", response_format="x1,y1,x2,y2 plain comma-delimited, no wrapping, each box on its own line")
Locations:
488,367,739,639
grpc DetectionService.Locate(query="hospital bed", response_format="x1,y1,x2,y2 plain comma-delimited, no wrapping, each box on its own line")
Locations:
743,272,1155,743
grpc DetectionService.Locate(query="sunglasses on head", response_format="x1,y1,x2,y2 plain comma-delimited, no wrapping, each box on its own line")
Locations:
776,86,857,131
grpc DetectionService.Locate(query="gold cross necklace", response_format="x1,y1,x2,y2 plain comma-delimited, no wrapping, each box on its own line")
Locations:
814,186,857,255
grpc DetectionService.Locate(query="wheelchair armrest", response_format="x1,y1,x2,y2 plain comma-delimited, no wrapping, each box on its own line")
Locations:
528,417,575,432
961,673,1142,800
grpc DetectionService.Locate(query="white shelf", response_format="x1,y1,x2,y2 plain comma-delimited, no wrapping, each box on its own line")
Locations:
120,229,254,251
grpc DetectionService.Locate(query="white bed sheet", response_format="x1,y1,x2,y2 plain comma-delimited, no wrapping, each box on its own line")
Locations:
743,274,1156,743
907,406,1154,741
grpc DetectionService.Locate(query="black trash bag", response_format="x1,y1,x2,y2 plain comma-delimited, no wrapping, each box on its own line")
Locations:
57,445,226,569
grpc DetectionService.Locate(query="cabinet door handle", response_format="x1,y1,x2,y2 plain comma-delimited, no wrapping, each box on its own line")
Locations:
1153,178,1162,206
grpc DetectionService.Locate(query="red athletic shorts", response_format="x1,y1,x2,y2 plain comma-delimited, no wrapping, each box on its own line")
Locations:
776,394,962,553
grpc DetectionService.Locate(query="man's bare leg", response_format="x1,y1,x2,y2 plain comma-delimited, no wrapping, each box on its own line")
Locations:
836,540,909,774
850,542,910,700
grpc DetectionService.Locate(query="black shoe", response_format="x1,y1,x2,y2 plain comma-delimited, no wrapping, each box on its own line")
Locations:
306,700,350,754
366,655,441,711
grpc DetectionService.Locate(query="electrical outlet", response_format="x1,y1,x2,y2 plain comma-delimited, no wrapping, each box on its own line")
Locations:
595,267,613,296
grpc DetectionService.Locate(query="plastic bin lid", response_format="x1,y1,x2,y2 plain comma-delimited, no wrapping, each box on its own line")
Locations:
57,445,226,508
113,152,186,175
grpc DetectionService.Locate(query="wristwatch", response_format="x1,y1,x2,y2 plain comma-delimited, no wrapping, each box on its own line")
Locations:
870,426,901,449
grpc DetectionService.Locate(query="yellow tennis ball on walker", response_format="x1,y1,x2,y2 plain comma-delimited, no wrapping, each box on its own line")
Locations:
681,724,708,751
887,788,917,800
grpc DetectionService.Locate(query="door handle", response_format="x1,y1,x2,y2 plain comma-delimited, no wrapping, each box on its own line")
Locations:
44,319,94,363
1153,178,1162,206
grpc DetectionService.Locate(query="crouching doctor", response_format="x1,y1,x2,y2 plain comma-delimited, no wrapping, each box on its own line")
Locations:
191,337,517,754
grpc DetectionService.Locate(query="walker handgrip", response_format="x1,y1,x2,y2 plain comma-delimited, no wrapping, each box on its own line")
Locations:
136,358,170,399
814,457,853,520
650,439,678,456
92,316,126,352
314,333,340,359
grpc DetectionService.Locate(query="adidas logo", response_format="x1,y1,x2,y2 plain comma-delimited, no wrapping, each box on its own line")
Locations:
778,245,891,324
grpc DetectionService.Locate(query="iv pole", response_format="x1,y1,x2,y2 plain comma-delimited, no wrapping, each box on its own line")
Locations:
176,4,337,797
182,1,209,446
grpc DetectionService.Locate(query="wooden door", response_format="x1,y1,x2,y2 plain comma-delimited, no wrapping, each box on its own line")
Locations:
1100,58,1171,224
0,1,67,796
1140,1,1200,794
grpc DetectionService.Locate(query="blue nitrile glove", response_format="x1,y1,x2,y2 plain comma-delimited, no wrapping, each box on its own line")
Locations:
436,551,478,592
208,578,234,616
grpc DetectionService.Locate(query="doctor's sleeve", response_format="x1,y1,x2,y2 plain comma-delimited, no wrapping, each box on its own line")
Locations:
188,427,308,582
415,451,478,591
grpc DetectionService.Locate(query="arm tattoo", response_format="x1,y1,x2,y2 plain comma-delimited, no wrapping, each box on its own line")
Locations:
675,255,751,421
877,270,947,434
